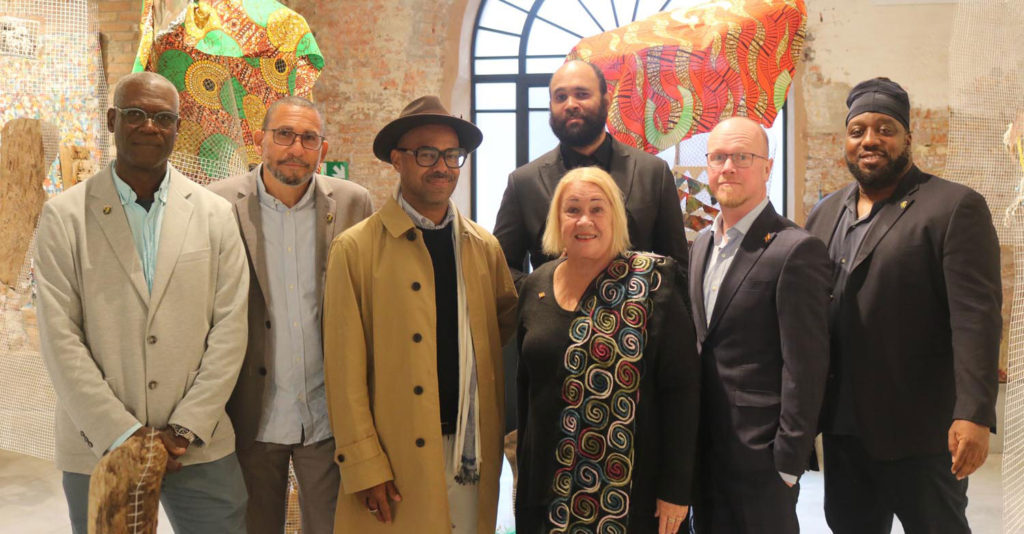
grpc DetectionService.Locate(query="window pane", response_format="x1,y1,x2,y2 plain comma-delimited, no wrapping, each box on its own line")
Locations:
529,86,550,109
526,19,583,57
477,1,527,33
474,58,519,75
475,83,516,110
526,57,567,74
474,112,517,232
529,110,559,161
475,29,521,57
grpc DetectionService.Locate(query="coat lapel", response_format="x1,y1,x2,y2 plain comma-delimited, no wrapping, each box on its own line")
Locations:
234,169,270,306
851,170,923,271
690,230,713,342
314,175,338,299
707,204,782,334
540,149,568,199
607,138,637,201
808,184,853,247
88,168,150,304
148,171,194,318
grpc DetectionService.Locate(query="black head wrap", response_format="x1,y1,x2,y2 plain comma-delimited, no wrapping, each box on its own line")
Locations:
845,77,910,130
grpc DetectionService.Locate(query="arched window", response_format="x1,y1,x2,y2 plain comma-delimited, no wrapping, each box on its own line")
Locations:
470,0,790,233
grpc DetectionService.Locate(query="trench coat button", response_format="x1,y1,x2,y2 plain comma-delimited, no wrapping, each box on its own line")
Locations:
415,438,425,447
406,230,416,241
147,335,157,344
265,320,271,329
412,333,423,343
337,454,345,462
148,380,158,390
412,281,421,291
414,386,423,395
259,367,267,376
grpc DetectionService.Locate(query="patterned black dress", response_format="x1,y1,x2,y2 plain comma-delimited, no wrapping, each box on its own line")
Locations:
515,252,700,533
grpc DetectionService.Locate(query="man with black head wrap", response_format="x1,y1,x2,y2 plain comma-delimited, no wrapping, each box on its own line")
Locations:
805,77,1001,533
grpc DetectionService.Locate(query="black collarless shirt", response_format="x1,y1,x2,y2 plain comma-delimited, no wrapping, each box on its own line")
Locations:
559,133,613,172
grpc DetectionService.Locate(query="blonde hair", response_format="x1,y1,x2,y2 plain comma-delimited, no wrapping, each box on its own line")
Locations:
541,166,631,257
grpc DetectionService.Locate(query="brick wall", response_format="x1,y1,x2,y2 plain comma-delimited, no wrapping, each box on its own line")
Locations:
91,0,142,93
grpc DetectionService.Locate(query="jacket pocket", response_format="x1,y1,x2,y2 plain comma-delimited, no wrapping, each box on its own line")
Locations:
734,388,780,407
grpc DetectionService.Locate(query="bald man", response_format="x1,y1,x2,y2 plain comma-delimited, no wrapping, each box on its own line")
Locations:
688,118,830,533
35,72,249,533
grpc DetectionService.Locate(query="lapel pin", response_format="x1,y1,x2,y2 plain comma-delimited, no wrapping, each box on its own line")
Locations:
326,213,334,223
763,232,776,245
538,291,546,300
900,200,908,209
102,206,111,214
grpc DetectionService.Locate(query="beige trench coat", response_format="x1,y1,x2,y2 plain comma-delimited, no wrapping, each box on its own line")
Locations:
323,198,517,533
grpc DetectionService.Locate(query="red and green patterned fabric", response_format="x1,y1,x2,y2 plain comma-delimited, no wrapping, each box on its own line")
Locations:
568,0,806,154
132,0,323,180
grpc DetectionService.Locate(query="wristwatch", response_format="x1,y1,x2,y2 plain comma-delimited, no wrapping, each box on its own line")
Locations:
169,424,196,445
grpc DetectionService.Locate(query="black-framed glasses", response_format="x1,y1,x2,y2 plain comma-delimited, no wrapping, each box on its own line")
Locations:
266,128,325,150
395,146,468,169
706,152,769,169
115,107,179,129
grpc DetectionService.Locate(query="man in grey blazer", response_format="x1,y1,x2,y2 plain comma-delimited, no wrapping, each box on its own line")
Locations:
35,72,250,533
805,78,1000,534
208,96,374,534
689,117,831,533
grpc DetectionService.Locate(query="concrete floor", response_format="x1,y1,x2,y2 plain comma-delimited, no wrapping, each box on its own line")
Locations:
0,449,1004,533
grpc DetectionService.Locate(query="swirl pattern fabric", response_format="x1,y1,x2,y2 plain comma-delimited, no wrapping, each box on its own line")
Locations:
548,252,664,533
567,0,807,154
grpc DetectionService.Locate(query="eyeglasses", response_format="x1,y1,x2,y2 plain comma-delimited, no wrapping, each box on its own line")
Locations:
706,152,769,169
115,107,179,129
395,146,468,169
266,128,325,150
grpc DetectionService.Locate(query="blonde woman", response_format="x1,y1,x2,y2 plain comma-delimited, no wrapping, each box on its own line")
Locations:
515,166,700,534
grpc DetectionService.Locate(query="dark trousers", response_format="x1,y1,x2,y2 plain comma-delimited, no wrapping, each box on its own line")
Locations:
822,434,970,534
692,466,800,534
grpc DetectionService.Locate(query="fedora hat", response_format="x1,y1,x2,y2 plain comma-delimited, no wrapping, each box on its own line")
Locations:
373,95,483,162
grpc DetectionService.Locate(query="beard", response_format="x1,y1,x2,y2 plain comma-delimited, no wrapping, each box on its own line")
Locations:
846,145,911,191
269,157,314,186
550,99,609,148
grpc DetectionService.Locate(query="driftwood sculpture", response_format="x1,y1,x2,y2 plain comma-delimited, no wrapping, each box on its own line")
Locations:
88,431,169,534
0,118,50,287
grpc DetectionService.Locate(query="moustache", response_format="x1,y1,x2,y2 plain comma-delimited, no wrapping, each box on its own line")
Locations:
277,157,311,167
426,171,455,181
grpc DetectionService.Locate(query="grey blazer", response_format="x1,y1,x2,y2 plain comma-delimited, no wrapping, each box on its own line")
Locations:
35,166,250,474
207,166,374,449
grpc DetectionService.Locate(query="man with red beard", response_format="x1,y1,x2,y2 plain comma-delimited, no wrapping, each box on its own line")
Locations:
209,96,374,534
805,78,1001,533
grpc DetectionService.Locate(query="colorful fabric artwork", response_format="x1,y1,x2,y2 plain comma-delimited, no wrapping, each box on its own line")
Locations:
567,0,807,154
133,0,324,182
549,253,662,533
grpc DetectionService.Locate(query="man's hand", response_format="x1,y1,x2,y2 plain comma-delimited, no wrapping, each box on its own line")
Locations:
357,481,402,524
133,427,189,473
654,498,688,534
948,419,990,480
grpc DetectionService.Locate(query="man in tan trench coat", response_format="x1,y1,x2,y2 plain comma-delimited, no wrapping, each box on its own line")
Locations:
323,96,518,533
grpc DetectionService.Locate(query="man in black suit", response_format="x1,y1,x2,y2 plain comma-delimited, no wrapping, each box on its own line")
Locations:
493,59,688,287
805,78,1000,534
690,117,831,533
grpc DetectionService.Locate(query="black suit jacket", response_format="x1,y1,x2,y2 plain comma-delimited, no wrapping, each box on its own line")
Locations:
494,138,689,288
690,202,831,476
805,167,1001,460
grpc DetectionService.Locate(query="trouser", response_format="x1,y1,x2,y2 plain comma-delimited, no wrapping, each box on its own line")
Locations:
63,452,247,534
692,464,800,534
822,433,970,534
236,438,339,534
443,433,480,534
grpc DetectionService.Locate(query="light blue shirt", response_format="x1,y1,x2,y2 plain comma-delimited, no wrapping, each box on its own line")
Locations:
111,163,170,291
702,196,769,325
108,162,170,451
254,173,331,446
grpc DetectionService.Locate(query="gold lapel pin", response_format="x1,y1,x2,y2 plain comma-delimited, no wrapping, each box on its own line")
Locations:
326,213,334,223
102,206,111,214
538,291,546,300
764,232,775,244
900,200,908,209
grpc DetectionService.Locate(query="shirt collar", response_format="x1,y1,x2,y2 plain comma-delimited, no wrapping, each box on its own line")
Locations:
395,185,455,230
560,133,613,171
256,165,316,211
711,196,770,244
111,161,170,207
